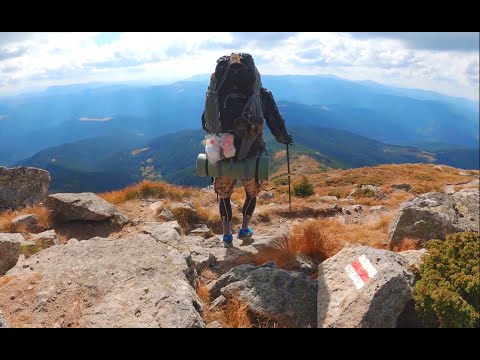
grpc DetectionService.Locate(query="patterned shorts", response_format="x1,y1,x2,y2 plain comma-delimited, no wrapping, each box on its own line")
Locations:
214,176,262,198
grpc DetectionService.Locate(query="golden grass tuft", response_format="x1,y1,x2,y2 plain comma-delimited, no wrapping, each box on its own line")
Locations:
98,180,197,205
0,206,52,233
392,237,421,252
224,292,253,328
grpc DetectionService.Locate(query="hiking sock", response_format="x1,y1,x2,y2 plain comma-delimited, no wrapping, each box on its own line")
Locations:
242,196,257,229
222,221,232,236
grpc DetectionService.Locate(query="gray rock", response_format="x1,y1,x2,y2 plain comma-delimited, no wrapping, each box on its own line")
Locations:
209,295,227,311
210,262,317,327
0,166,51,210
353,205,363,213
391,183,412,192
0,234,204,328
159,209,175,221
0,233,26,276
189,224,213,239
331,204,342,213
149,200,165,215
388,190,479,247
142,222,181,243
11,214,38,232
458,171,468,176
183,235,279,272
318,245,416,328
295,254,314,275
370,205,388,213
398,249,427,269
434,165,443,171
452,188,479,232
45,193,129,225
0,310,8,328
260,192,274,200
31,230,59,248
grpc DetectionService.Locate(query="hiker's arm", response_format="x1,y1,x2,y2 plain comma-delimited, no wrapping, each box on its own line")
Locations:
201,111,208,132
261,89,291,144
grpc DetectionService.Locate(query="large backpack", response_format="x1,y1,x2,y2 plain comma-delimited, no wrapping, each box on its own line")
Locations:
204,53,264,160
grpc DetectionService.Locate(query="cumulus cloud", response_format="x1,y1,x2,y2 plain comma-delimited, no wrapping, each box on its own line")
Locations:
0,32,477,102
348,32,479,52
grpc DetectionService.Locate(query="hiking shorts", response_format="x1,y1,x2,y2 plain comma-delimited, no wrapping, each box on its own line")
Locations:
214,176,262,199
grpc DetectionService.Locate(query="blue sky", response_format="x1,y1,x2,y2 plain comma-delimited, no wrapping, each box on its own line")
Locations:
0,32,478,101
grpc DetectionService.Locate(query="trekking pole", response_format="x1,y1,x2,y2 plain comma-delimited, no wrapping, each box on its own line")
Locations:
286,142,292,213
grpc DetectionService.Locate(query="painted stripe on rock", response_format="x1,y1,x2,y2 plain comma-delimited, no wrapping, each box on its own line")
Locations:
358,254,377,278
345,263,365,289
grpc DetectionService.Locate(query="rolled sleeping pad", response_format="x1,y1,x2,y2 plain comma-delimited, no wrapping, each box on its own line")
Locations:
196,153,270,181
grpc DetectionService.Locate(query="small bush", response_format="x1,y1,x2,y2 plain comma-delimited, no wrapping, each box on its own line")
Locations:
327,190,343,198
413,232,479,328
294,177,314,198
352,187,376,198
274,177,289,186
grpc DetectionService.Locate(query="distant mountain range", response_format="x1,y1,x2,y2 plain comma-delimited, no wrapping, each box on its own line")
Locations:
0,74,478,165
2,74,478,192
16,125,480,193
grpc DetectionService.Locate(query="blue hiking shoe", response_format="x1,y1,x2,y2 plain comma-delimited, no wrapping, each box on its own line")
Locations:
238,227,254,239
222,234,234,248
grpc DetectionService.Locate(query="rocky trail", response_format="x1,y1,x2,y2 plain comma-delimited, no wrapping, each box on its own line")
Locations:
1,165,478,328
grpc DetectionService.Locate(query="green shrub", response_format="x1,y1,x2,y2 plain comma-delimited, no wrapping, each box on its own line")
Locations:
413,232,479,328
294,177,314,198
274,177,289,186
352,187,376,198
327,190,343,198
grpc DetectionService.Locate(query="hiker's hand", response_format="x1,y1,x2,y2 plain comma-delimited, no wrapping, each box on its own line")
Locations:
285,134,293,145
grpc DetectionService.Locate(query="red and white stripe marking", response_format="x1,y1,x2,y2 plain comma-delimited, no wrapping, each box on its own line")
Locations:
345,255,378,289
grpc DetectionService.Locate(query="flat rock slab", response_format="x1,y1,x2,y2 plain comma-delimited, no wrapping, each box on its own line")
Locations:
0,234,204,328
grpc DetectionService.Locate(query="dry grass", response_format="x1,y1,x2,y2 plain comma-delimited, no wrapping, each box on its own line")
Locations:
0,206,52,233
392,237,420,252
250,219,345,270
98,180,197,205
224,292,253,328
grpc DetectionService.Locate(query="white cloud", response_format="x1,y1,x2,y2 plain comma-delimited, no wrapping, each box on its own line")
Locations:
0,32,478,102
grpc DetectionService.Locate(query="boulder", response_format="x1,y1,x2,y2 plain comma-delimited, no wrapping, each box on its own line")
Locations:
317,245,416,328
210,262,317,327
31,230,59,248
0,234,204,328
11,214,38,232
148,200,165,215
388,190,479,247
0,166,50,210
0,233,27,276
0,310,8,328
159,209,175,221
142,221,181,243
189,224,213,239
45,193,129,225
452,188,479,232
398,249,427,269
458,171,468,176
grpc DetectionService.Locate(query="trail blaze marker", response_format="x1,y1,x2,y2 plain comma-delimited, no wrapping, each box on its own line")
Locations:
345,255,378,289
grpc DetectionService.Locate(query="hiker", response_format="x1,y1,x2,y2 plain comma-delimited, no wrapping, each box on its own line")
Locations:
201,52,292,247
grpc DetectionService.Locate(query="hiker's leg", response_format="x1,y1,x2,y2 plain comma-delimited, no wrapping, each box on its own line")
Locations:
214,176,236,235
240,178,262,230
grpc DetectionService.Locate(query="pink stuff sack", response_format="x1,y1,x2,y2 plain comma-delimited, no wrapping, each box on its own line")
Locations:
220,133,236,158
